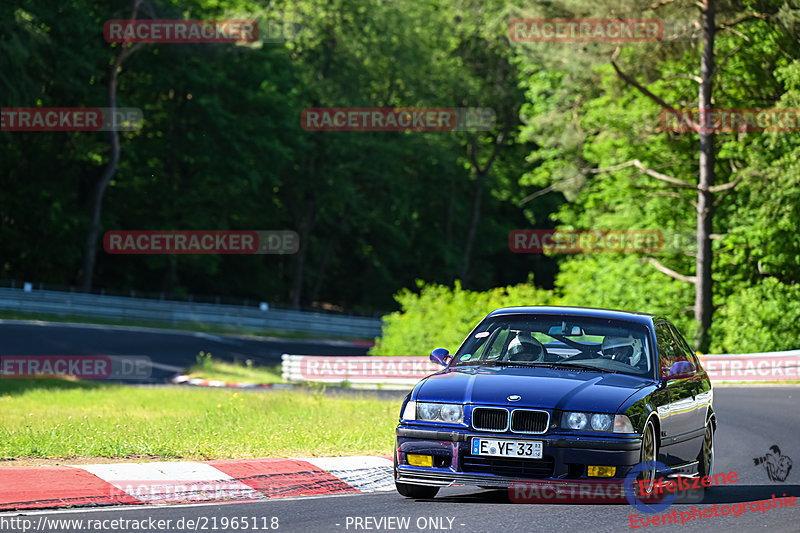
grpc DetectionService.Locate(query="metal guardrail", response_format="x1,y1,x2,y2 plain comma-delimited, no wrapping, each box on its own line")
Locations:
0,287,382,338
282,351,800,386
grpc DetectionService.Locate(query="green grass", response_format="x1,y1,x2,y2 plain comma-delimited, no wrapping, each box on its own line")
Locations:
0,309,375,342
0,380,398,460
186,353,284,384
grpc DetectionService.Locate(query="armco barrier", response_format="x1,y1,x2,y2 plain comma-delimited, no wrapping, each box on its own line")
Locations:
281,354,440,386
0,287,382,338
282,351,800,387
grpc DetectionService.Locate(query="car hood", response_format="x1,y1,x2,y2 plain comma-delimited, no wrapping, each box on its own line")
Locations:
415,366,651,413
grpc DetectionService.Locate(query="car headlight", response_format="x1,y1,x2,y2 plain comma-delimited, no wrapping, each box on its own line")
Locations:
591,413,613,432
562,412,631,433
440,404,462,422
413,402,463,424
565,412,588,429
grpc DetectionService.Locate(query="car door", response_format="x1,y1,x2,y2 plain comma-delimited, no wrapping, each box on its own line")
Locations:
654,322,699,466
668,323,711,437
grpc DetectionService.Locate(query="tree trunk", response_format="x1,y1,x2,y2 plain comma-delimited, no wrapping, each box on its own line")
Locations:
694,0,716,351
289,195,317,309
460,169,487,282
460,131,506,283
78,1,143,291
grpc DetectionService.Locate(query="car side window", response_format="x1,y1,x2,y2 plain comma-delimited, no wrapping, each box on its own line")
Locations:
655,322,686,375
668,323,698,367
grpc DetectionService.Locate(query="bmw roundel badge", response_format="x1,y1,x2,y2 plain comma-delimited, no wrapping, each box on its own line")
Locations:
507,395,521,401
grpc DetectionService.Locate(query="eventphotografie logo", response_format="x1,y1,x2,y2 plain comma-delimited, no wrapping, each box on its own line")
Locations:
1,108,143,132
104,20,258,43
103,230,299,255
509,18,664,43
754,445,793,482
300,107,496,132
0,355,151,380
661,108,800,133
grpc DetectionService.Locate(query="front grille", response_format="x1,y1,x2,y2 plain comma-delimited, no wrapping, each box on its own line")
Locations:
461,455,555,479
511,409,549,434
471,407,509,431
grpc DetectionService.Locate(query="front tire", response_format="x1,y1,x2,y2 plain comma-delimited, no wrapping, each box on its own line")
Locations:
697,422,714,482
395,482,440,499
637,420,658,495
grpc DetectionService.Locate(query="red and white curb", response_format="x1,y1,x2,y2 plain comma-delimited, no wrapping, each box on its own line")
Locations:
0,456,394,511
169,374,290,388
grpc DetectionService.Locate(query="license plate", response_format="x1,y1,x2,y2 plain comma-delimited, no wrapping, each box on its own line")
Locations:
471,438,543,459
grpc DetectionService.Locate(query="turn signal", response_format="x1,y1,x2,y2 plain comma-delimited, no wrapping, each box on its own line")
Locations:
588,465,616,477
407,454,433,467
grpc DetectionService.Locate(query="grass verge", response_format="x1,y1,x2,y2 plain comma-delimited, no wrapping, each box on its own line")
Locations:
186,352,284,384
0,380,398,460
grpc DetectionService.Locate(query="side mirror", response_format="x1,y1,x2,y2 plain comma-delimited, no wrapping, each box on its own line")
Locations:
430,348,452,367
666,361,696,380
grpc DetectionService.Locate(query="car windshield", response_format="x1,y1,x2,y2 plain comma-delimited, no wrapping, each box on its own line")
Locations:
453,314,653,377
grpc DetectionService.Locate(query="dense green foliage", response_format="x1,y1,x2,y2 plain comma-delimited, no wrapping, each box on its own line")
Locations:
3,0,800,351
371,279,554,355
1,0,548,311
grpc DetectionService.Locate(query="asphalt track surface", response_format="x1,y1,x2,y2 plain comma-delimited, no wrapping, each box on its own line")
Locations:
0,323,798,532
0,320,370,382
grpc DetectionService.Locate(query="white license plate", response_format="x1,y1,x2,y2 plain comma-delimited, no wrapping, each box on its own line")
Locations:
471,438,543,459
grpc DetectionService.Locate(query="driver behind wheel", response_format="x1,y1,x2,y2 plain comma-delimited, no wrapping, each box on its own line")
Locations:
602,335,645,368
506,332,545,362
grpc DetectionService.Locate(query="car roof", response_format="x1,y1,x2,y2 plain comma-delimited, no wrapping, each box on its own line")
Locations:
486,305,658,326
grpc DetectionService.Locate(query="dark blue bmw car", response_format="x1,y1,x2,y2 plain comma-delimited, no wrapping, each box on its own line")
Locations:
394,306,715,498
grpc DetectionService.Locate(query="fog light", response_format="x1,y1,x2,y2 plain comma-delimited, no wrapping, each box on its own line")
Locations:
588,466,616,477
407,454,433,467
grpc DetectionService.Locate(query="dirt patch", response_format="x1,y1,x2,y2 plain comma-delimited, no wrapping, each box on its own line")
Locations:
0,454,171,467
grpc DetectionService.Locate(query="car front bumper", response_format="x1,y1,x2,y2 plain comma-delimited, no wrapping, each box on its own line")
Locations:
395,425,642,488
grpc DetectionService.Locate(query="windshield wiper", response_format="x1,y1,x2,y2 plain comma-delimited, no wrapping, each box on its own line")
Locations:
456,360,554,367
550,361,617,373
